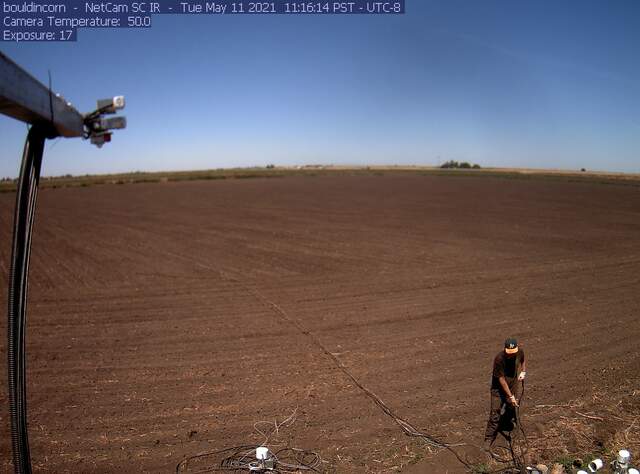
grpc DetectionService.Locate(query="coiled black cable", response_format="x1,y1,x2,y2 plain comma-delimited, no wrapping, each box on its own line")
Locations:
7,123,57,474
176,445,322,473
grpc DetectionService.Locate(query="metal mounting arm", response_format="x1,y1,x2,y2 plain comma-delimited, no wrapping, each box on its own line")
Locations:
0,52,84,138
1,51,127,146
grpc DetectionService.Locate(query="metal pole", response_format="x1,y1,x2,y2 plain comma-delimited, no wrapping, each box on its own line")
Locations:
2,51,125,473
7,123,57,474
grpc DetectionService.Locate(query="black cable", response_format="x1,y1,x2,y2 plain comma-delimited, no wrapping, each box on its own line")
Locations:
176,445,322,473
251,287,474,468
273,447,321,472
205,273,476,470
512,382,530,472
488,380,530,474
47,70,54,125
7,122,57,474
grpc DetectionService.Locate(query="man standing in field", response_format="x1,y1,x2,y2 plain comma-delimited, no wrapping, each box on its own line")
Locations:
484,337,526,452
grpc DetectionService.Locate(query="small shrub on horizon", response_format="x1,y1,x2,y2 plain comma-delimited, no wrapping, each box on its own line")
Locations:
440,160,482,169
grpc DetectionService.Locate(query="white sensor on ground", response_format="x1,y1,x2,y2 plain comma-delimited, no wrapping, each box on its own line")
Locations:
256,447,269,460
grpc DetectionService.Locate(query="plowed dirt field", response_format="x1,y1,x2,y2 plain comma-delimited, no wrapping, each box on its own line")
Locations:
1,174,639,473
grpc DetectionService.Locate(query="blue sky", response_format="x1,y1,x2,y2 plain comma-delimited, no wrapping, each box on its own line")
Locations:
1,0,639,177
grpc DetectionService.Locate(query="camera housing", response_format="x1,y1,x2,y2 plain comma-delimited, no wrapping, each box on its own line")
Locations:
97,96,126,114
94,116,127,131
85,96,126,146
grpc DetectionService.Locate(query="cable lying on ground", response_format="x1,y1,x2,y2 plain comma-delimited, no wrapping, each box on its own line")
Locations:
176,445,321,473
217,271,475,469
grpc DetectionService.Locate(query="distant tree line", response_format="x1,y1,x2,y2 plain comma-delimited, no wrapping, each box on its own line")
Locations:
440,160,481,169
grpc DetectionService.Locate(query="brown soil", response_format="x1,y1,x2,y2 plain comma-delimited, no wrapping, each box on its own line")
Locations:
1,174,639,473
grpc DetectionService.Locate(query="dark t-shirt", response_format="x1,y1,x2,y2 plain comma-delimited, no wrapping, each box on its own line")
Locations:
491,349,525,391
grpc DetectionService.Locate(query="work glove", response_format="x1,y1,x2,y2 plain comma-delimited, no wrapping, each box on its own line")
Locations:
518,371,526,381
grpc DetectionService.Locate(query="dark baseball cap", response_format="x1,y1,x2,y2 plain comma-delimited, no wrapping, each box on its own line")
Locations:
504,337,518,354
